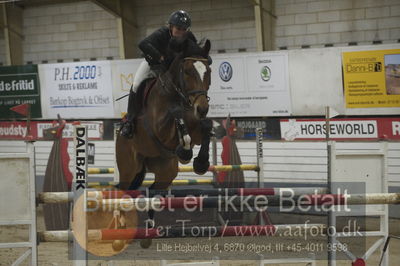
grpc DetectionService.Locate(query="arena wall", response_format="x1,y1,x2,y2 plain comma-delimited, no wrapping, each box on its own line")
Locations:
22,1,120,63
0,38,5,64
133,0,257,54
275,0,400,49
15,0,400,64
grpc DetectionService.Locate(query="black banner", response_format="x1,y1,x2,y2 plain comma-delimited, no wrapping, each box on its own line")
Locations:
0,65,42,118
213,118,281,140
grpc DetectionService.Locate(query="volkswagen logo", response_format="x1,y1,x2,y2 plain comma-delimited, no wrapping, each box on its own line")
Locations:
219,62,233,82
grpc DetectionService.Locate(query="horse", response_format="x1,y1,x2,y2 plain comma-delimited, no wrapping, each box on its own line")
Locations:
116,38,212,189
114,39,212,246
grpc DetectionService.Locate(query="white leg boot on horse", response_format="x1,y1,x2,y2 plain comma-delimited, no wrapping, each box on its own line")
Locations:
169,105,194,164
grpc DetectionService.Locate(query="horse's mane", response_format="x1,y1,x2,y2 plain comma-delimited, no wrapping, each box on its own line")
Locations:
166,35,210,81
185,38,207,58
168,35,208,59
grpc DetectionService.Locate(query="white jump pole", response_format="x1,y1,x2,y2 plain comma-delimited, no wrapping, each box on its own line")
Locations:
211,135,218,184
325,106,334,266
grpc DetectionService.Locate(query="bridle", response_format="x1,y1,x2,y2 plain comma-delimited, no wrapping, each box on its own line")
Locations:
160,56,210,109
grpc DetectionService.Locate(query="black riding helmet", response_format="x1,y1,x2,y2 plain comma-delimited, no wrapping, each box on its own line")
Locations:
168,10,191,29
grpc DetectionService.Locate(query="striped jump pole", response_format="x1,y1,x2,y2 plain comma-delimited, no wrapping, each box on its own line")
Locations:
179,164,259,172
88,187,327,199
88,168,114,174
87,178,214,188
38,187,328,203
88,164,259,175
39,224,326,242
86,193,400,211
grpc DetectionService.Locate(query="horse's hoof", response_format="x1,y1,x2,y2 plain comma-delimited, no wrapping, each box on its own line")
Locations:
179,159,191,164
140,239,152,249
193,157,210,175
119,123,134,139
176,145,193,162
112,240,126,252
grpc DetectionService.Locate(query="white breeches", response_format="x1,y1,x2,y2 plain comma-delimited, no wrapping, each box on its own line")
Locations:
133,60,156,92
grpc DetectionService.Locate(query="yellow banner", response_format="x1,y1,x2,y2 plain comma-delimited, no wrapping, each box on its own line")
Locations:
342,49,400,108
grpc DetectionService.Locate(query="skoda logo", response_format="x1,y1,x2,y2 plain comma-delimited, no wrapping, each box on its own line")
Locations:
261,66,271,81
219,62,233,82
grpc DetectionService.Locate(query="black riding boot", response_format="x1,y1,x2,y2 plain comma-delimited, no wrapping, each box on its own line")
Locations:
120,89,137,138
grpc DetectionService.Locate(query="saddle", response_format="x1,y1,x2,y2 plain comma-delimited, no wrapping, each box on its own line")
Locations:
135,78,157,113
121,78,156,126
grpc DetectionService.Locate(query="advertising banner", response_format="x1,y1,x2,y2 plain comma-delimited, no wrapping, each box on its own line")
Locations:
212,118,281,140
0,65,42,118
208,52,291,117
280,117,400,141
342,49,400,108
111,59,142,118
0,121,103,140
39,61,114,119
236,118,281,140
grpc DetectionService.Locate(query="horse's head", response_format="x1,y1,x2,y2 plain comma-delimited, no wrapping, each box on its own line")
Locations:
168,38,211,120
182,39,211,120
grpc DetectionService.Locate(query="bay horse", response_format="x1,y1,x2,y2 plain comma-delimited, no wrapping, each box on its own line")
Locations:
84,39,212,252
115,40,212,242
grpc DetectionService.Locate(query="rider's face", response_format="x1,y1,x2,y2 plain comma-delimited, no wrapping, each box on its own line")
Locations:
171,25,187,38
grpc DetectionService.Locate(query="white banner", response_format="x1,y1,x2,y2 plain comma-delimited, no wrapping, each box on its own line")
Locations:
36,121,103,139
39,61,114,119
208,52,291,117
280,119,378,141
111,59,143,118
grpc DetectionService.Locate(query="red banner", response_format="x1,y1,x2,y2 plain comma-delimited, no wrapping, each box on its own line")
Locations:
0,121,33,140
379,118,400,140
280,117,400,141
0,121,103,140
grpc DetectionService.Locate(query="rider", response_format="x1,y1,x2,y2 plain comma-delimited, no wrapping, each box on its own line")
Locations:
120,10,196,138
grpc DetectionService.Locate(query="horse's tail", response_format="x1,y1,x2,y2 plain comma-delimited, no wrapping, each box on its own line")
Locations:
128,165,146,190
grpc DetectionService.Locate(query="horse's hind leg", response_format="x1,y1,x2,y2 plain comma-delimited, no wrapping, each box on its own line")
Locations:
114,135,146,250
140,157,178,248
146,157,178,220
115,134,145,190
150,157,179,189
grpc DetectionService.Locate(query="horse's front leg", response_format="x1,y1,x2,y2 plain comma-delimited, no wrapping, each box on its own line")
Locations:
170,106,193,164
193,119,213,175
